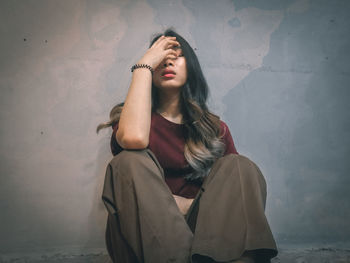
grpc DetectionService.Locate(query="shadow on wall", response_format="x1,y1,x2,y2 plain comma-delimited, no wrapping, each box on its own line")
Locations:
224,0,350,245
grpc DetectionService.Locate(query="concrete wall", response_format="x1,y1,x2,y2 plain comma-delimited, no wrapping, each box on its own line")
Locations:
0,0,349,259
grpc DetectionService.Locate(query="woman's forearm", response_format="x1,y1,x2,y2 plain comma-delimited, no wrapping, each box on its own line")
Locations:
116,36,179,149
116,68,153,149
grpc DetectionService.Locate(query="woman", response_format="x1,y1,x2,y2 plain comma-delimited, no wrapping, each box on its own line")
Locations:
97,29,278,263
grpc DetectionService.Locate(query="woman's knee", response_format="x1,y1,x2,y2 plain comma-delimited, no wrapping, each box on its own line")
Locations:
214,153,253,174
219,154,266,183
110,149,149,168
109,149,163,180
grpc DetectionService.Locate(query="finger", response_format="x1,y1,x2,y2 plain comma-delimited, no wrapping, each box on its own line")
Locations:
166,41,180,49
164,40,180,50
151,35,166,48
164,49,178,59
154,36,175,46
163,55,177,61
165,55,177,60
164,38,179,45
159,37,178,47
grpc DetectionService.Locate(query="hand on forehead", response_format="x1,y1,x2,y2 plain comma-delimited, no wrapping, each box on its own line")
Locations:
163,36,182,55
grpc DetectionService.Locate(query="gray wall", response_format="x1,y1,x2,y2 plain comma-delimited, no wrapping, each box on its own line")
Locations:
1,0,349,259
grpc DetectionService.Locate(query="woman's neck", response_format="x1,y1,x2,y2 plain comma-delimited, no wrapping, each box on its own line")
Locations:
156,90,183,123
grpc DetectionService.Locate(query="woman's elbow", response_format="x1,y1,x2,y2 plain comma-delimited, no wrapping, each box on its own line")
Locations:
116,131,149,149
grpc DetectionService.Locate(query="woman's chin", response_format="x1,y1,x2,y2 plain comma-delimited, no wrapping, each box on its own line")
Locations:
155,83,183,90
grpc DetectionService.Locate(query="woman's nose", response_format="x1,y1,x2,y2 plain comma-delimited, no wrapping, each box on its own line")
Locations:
163,59,174,67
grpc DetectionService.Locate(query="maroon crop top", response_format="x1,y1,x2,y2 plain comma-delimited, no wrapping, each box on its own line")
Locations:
110,111,238,198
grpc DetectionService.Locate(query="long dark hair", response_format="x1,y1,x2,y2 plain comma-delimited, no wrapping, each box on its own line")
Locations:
97,28,226,182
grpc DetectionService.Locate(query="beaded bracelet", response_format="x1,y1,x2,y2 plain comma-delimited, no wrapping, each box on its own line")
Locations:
131,63,154,74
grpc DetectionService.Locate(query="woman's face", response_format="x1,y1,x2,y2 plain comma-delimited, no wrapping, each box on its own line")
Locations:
152,46,187,90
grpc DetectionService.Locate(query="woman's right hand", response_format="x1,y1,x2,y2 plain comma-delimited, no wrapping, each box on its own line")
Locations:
137,36,180,69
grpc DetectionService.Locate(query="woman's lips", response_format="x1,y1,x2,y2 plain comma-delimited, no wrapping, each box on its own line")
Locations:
162,68,176,78
163,73,176,78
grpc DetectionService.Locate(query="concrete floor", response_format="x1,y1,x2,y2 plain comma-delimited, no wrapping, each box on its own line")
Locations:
1,248,350,262
271,248,350,263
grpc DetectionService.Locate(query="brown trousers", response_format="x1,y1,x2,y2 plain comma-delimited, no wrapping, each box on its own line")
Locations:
102,149,277,263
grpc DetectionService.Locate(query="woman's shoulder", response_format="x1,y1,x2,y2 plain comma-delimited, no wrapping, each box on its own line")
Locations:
218,119,231,137
217,118,238,154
